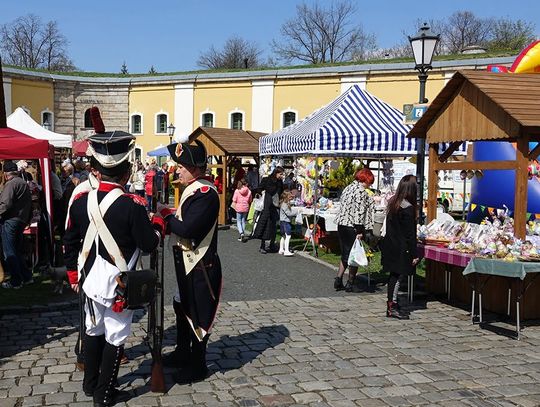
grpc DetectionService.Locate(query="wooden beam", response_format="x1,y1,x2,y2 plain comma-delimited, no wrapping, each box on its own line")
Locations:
437,142,463,163
529,143,540,161
433,160,516,171
514,135,529,239
427,144,439,223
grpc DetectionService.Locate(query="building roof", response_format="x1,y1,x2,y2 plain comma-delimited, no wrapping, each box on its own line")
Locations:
189,127,265,156
409,70,540,143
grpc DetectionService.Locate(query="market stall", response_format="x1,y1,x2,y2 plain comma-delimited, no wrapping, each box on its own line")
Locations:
259,84,465,254
176,126,264,225
409,70,540,327
7,107,72,148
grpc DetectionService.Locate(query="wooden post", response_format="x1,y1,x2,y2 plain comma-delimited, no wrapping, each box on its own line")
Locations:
514,135,529,239
426,143,439,223
218,157,227,225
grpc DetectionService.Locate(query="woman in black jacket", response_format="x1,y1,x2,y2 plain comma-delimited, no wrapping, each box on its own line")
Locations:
253,167,284,253
381,175,419,319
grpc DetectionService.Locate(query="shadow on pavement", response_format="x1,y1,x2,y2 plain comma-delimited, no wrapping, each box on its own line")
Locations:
124,324,290,397
208,324,290,373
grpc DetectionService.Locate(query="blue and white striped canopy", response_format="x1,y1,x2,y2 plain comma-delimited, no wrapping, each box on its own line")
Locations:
259,85,465,157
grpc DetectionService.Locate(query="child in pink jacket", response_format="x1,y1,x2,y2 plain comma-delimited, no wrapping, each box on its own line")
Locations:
232,179,252,242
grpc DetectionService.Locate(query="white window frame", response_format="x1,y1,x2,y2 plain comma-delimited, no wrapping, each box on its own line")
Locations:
229,109,245,130
41,108,54,131
130,112,143,134
200,109,216,127
155,111,169,135
280,108,298,128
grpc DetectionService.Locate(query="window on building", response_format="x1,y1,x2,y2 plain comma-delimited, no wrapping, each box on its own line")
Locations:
84,108,93,128
156,114,167,133
283,111,296,127
231,112,243,130
42,111,53,131
202,113,214,127
131,114,142,134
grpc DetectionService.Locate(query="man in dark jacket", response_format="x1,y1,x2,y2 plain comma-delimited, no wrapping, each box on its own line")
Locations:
158,140,221,385
0,160,33,289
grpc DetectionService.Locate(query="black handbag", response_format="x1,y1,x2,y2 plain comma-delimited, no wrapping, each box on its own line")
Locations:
119,269,157,310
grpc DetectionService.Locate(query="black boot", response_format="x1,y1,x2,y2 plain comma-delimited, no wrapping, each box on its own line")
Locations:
386,301,409,320
334,277,344,291
163,301,191,368
93,342,130,407
82,334,105,397
173,334,209,384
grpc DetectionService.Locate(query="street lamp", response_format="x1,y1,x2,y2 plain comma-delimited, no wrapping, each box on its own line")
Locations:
409,23,440,224
167,123,176,144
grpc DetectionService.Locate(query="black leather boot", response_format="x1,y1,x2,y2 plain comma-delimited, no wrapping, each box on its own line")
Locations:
93,342,130,407
82,334,105,397
386,301,409,320
334,277,344,291
163,301,191,368
173,334,209,384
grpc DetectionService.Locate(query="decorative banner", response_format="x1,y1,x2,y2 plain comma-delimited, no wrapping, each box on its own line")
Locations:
471,203,477,211
488,207,495,214
536,214,540,219
527,212,532,219
480,205,486,212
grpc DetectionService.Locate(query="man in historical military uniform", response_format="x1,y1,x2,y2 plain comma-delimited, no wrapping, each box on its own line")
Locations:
157,139,221,384
64,107,161,407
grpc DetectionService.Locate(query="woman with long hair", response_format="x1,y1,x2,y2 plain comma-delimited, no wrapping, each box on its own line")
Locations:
334,168,375,292
381,174,419,319
253,166,284,253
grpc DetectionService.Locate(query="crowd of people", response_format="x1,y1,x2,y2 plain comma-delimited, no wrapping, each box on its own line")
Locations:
0,114,418,406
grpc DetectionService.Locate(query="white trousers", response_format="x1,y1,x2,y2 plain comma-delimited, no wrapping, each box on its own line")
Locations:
85,301,134,346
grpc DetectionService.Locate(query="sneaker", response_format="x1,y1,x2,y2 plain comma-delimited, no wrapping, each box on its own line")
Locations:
1,281,22,289
283,251,294,257
23,278,34,285
238,234,244,242
259,248,267,254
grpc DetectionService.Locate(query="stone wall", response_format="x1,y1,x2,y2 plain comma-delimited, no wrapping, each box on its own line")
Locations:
54,81,129,140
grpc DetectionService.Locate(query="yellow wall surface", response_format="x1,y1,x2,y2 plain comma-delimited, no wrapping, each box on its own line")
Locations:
273,78,340,129
193,82,252,129
367,72,447,110
11,79,54,123
129,85,175,156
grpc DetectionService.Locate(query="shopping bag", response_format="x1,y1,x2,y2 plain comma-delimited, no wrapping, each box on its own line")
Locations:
253,192,265,212
347,238,368,267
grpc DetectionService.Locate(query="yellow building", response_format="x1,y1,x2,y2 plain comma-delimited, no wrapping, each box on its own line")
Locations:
2,55,514,159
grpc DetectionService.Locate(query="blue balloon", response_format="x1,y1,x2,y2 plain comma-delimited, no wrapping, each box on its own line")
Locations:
470,141,540,215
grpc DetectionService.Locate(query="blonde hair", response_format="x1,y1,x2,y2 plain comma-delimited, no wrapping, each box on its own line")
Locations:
280,190,292,205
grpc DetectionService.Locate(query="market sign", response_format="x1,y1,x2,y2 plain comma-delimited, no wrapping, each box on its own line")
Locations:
403,103,429,125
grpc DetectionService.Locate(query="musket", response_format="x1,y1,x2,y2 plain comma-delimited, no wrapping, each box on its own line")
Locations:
147,237,165,393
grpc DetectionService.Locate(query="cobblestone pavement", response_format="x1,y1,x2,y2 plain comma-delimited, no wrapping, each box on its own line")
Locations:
2,293,540,407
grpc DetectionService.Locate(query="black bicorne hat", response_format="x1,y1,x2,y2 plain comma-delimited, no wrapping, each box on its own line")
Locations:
167,140,207,168
86,107,135,169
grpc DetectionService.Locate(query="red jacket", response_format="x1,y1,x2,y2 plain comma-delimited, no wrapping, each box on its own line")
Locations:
145,169,156,196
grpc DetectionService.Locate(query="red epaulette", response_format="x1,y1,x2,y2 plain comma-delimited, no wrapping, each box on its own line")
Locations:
200,185,210,194
72,191,89,203
126,193,147,206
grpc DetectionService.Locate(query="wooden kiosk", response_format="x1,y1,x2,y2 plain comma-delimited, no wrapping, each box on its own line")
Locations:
409,70,540,319
173,126,264,225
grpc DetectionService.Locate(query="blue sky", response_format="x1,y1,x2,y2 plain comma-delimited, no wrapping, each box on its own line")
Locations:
1,0,538,74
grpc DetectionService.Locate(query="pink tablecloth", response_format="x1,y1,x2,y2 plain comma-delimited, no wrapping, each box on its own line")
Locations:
417,243,474,268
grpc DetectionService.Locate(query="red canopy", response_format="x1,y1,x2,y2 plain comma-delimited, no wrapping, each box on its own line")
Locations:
73,140,89,157
0,127,50,159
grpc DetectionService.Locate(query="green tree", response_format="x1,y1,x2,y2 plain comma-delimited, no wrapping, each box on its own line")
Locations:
148,65,157,74
488,18,536,51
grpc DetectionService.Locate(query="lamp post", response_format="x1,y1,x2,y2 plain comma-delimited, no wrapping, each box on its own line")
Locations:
409,23,440,224
167,123,176,145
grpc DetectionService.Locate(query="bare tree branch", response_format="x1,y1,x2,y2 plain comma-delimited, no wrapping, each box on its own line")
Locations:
197,36,263,69
271,0,377,64
0,14,75,71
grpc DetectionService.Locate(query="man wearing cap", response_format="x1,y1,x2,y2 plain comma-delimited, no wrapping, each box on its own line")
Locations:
0,160,33,289
157,139,221,384
64,107,161,407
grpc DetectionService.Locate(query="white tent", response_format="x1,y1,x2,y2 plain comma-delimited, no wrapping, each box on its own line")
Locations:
7,107,72,148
